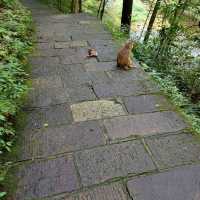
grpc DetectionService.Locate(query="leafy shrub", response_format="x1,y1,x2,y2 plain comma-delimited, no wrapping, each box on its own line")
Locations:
0,0,33,197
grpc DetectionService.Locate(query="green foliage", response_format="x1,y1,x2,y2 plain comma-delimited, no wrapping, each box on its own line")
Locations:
0,0,33,197
41,0,71,13
140,62,200,134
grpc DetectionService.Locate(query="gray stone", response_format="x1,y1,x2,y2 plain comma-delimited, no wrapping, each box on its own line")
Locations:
97,48,117,62
32,75,63,89
84,61,116,72
71,100,126,122
75,140,156,186
49,183,128,200
88,40,116,48
22,121,106,159
60,65,91,87
127,164,200,200
24,104,73,129
26,86,69,108
143,79,161,93
66,85,96,103
123,95,172,114
72,33,112,40
93,81,147,98
54,41,88,48
145,133,200,169
60,54,86,64
34,47,76,57
104,111,186,140
36,42,54,50
30,56,60,67
88,71,112,84
107,68,148,82
31,63,62,78
15,156,79,199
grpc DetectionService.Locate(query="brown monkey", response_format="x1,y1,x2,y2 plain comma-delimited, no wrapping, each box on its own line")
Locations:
117,41,134,70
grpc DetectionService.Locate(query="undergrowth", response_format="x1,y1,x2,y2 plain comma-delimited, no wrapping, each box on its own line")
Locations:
0,0,33,198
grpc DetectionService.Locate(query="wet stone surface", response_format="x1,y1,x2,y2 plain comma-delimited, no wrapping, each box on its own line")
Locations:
123,95,172,114
15,156,79,199
49,183,129,200
145,133,200,169
75,140,156,186
71,100,126,122
22,121,106,159
127,164,200,200
104,111,186,140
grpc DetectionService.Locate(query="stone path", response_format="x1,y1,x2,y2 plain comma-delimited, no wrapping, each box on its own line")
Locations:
15,0,200,199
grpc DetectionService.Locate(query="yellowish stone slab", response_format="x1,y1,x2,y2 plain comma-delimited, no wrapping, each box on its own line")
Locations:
71,100,126,122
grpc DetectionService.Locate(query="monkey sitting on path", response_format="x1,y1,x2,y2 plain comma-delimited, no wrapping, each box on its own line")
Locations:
117,41,135,70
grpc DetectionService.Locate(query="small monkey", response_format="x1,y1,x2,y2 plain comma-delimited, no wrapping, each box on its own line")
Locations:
117,41,134,70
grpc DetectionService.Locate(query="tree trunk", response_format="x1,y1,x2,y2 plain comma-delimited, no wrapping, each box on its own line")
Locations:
121,0,133,33
143,0,161,42
71,0,82,13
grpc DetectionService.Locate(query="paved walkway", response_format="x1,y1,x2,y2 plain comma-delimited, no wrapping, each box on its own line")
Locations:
15,0,200,199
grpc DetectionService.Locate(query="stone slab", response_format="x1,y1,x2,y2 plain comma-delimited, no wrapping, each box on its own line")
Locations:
88,40,116,48
15,156,79,199
30,56,60,67
71,100,126,122
26,86,69,108
22,121,106,159
93,81,147,98
60,54,86,65
32,75,63,89
123,95,172,114
66,85,96,103
127,164,200,200
107,68,148,82
60,65,91,87
97,48,117,62
49,183,128,200
145,133,200,169
36,42,54,50
143,80,161,93
72,33,112,40
104,111,186,140
34,47,76,57
75,140,156,186
54,41,88,48
88,71,112,84
24,104,73,129
84,61,116,72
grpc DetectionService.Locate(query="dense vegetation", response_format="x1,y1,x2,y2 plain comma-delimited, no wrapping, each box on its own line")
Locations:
0,0,33,197
41,0,71,12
